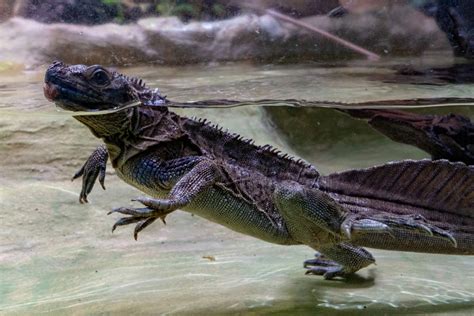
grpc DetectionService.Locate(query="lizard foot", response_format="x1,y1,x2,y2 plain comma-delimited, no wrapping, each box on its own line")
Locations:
342,214,457,247
304,252,335,267
305,244,375,280
72,145,108,203
108,197,176,240
304,253,347,280
382,214,457,247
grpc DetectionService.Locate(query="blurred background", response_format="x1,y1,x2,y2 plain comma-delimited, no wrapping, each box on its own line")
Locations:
1,0,474,66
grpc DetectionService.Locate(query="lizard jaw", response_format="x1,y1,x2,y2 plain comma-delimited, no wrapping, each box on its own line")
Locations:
43,82,58,102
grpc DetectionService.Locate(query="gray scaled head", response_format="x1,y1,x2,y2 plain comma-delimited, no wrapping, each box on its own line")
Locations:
44,61,166,111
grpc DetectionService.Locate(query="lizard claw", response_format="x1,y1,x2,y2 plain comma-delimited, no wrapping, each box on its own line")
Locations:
304,254,346,280
111,216,143,233
436,230,458,248
417,224,434,237
383,215,457,247
134,217,157,240
108,197,175,239
72,145,108,203
108,206,154,216
344,214,457,248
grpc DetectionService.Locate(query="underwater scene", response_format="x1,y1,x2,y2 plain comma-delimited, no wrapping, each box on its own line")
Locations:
1,1,474,315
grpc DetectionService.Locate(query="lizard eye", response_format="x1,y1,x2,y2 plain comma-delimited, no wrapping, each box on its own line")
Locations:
90,69,110,86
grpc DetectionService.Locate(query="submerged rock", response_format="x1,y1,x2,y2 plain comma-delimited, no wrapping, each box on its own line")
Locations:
0,5,447,66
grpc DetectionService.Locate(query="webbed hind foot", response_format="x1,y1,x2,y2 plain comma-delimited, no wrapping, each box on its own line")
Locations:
305,243,375,280
342,213,457,247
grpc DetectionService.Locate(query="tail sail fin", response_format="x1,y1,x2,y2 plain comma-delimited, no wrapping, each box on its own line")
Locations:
318,159,473,222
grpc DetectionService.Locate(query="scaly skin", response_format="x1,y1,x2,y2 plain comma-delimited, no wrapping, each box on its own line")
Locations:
44,62,474,279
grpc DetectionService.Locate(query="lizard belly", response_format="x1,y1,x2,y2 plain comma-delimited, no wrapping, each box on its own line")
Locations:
116,170,297,245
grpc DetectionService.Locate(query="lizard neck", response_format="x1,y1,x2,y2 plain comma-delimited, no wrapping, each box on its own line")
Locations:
73,109,133,139
75,106,174,168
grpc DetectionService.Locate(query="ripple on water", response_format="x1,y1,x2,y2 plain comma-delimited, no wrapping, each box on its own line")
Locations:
316,274,474,311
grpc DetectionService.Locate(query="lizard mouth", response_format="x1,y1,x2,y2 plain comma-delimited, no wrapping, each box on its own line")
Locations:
43,82,58,101
43,79,109,111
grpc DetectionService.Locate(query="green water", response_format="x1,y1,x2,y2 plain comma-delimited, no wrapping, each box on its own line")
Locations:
1,59,473,315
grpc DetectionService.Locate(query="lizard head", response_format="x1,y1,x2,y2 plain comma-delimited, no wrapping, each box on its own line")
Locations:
44,61,166,112
44,61,168,138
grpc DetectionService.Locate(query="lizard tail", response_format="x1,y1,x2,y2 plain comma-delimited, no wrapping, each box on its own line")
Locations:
317,159,474,254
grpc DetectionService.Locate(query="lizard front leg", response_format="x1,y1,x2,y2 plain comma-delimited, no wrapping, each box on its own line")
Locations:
110,156,221,239
72,145,108,203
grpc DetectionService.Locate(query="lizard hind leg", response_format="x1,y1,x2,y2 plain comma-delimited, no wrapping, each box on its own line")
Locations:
305,243,375,279
273,181,349,241
272,182,375,279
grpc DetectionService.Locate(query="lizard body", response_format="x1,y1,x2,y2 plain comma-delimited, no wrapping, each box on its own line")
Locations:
44,62,474,279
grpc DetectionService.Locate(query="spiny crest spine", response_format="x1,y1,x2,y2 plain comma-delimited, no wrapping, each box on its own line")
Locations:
193,117,313,169
120,74,148,89
130,76,146,88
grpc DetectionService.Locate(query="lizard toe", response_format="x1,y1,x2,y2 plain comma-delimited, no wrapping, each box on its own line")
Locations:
132,196,175,211
108,204,171,239
112,216,143,233
341,217,392,240
305,265,346,280
108,206,152,216
134,217,158,240
381,216,458,247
